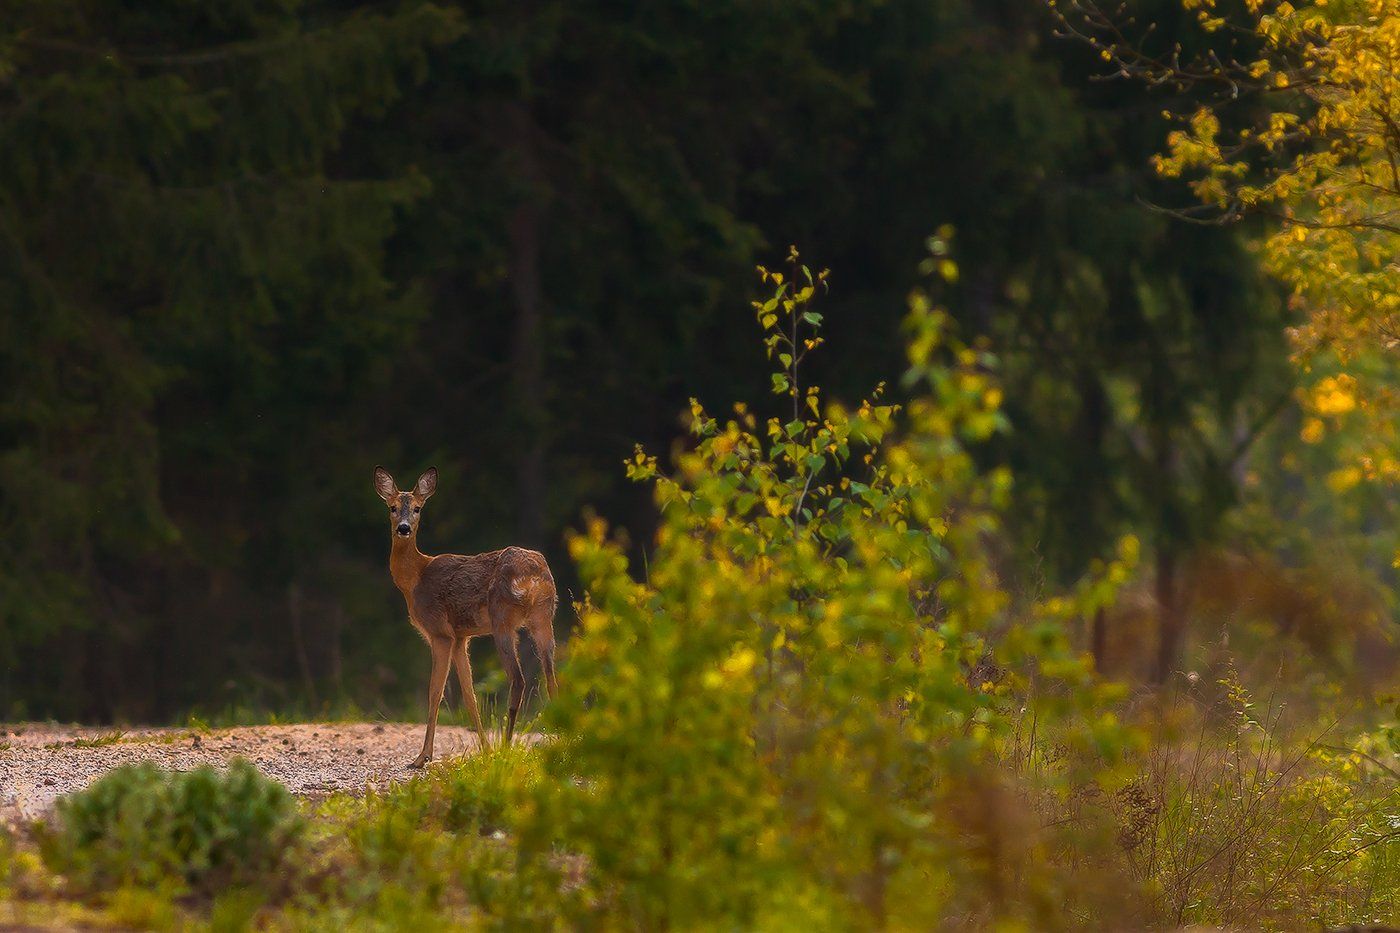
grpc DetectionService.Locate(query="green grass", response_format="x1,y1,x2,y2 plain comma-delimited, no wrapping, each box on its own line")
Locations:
45,730,127,749
38,730,213,749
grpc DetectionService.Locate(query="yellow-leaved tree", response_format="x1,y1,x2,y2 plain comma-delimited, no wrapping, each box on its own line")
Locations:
1051,0,1400,486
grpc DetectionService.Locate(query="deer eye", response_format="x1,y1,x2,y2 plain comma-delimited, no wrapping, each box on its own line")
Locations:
413,506,421,513
389,506,397,513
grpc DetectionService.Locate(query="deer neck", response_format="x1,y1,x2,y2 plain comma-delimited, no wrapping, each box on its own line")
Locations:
389,534,431,594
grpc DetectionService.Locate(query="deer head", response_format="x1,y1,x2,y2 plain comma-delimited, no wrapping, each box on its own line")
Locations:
374,466,437,539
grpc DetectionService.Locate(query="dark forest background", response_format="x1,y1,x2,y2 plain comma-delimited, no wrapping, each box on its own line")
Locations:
2,0,1350,722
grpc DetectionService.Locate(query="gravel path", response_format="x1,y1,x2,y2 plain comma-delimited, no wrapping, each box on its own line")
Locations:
0,722,490,826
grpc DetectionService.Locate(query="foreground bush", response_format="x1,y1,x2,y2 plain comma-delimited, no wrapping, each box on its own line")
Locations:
39,759,303,896
513,252,1138,928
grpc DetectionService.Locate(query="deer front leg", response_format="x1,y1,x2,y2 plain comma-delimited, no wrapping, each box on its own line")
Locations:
451,637,488,751
411,635,453,769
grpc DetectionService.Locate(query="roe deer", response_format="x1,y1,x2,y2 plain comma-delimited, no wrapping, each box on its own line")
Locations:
374,466,558,768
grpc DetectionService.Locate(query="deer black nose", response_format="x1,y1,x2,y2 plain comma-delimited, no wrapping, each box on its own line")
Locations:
396,523,411,536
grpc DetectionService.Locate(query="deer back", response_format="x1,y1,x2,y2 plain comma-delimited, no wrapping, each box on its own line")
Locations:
411,546,554,637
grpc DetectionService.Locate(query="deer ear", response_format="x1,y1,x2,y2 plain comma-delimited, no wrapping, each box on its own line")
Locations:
374,466,397,501
414,467,438,500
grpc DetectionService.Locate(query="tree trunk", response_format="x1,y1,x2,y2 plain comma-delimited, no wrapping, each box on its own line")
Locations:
507,105,548,546
329,602,345,699
288,582,318,708
1091,605,1108,674
1152,546,1182,685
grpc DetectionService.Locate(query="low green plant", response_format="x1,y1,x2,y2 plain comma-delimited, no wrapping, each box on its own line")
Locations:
104,885,179,930
337,746,541,894
377,742,544,836
44,730,126,749
286,743,560,928
39,759,303,896
206,888,266,933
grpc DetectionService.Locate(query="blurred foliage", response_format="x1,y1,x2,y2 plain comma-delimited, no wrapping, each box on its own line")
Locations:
510,258,1136,927
0,0,1301,721
0,0,461,719
36,759,303,896
1057,0,1400,546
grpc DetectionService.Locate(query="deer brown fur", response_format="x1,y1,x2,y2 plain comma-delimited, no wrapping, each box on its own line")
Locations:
374,466,558,768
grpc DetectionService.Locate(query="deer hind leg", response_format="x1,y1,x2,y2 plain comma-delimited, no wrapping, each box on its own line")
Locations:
491,617,527,745
526,604,558,701
411,635,453,769
451,637,488,750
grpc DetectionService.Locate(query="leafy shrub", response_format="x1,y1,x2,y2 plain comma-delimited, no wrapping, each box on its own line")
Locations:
519,250,1136,928
39,759,303,896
